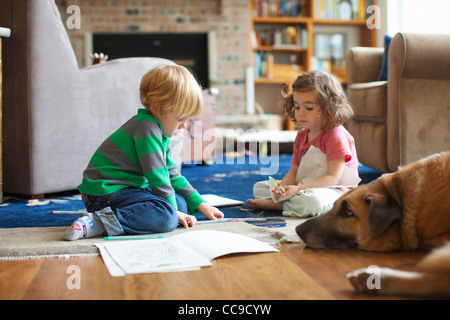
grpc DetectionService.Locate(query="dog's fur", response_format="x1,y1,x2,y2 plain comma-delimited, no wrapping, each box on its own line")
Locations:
296,151,450,297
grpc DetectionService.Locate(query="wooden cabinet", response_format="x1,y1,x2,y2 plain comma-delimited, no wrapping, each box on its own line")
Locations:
250,0,377,117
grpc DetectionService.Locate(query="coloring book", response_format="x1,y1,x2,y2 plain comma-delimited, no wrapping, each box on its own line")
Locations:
96,230,278,276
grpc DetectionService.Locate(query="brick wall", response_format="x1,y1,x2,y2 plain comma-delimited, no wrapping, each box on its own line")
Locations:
57,0,251,115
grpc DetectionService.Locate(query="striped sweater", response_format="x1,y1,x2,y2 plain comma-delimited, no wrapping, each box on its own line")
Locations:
78,108,204,214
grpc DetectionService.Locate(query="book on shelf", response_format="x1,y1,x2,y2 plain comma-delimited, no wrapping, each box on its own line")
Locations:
313,0,374,20
254,52,270,79
254,0,309,18
254,52,303,82
254,52,275,79
254,26,308,48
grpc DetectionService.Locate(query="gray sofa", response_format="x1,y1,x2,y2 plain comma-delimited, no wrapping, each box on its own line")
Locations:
1,0,176,196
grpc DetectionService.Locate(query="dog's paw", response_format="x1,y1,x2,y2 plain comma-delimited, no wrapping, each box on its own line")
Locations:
347,267,382,295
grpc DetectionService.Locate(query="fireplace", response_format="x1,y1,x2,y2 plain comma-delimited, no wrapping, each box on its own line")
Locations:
93,33,210,88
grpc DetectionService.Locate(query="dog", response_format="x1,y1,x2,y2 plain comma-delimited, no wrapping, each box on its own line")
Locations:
296,151,450,297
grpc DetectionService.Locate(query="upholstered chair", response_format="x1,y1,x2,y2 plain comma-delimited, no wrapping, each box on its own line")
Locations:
346,32,450,172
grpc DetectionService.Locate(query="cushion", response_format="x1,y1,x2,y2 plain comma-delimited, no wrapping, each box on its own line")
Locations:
377,34,393,81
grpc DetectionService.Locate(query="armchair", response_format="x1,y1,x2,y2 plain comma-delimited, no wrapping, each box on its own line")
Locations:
346,32,450,172
1,0,175,196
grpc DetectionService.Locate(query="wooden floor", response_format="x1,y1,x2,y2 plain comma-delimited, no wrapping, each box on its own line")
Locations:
0,243,427,300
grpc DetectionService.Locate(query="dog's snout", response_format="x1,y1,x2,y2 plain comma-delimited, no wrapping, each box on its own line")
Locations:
295,221,310,241
295,216,358,249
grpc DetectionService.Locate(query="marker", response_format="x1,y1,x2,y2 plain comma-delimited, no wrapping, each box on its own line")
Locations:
272,182,285,194
196,217,267,225
275,183,286,193
104,235,164,241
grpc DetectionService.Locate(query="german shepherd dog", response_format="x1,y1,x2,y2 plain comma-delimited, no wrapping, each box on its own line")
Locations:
296,152,450,297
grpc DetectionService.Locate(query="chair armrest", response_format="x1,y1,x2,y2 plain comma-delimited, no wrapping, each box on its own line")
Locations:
346,47,384,84
389,32,450,81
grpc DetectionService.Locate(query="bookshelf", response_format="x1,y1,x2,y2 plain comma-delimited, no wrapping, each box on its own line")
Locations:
250,0,377,118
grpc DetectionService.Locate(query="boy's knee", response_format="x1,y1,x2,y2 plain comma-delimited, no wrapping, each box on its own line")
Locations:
155,203,179,232
157,215,178,233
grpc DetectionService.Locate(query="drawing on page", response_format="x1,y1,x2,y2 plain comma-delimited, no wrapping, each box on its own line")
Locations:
119,242,183,269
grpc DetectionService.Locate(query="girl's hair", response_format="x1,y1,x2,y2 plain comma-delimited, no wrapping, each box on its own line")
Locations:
140,64,203,119
281,70,353,130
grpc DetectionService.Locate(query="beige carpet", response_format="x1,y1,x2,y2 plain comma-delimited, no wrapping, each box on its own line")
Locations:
0,217,305,260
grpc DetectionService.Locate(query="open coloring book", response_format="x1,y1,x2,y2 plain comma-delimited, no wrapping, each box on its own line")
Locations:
96,230,278,276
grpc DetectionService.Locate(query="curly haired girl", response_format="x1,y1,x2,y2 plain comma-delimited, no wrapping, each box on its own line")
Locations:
247,71,360,217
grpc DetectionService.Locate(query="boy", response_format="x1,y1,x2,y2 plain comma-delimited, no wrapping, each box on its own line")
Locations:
63,65,223,240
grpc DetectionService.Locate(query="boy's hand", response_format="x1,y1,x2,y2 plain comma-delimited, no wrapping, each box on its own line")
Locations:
177,211,197,229
196,202,224,220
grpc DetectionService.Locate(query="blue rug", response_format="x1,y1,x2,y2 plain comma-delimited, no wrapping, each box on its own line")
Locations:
0,154,382,229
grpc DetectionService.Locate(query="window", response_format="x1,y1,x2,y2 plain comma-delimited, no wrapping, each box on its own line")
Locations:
388,0,450,35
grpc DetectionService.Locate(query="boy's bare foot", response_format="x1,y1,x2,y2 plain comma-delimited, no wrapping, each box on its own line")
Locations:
246,199,283,211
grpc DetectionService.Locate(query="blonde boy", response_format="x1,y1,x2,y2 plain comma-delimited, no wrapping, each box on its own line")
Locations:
63,65,223,241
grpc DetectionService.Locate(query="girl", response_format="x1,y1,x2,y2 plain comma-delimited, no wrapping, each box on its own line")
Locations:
247,71,360,217
63,65,223,240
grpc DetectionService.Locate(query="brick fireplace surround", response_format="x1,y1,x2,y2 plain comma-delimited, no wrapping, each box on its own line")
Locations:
58,0,251,115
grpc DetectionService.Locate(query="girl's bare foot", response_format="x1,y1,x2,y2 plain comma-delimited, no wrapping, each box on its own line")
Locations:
246,199,283,211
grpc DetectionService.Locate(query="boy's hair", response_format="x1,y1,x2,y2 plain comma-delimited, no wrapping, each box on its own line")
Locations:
281,70,353,130
140,64,203,119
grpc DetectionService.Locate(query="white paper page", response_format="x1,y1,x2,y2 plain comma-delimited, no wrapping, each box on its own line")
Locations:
170,230,279,261
96,242,202,277
102,239,212,275
96,243,127,277
201,194,244,207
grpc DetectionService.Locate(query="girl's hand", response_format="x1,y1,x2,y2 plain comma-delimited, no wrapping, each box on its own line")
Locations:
177,211,197,229
274,184,301,200
196,202,224,221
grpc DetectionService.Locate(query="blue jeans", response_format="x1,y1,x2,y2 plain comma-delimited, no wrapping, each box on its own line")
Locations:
82,187,188,235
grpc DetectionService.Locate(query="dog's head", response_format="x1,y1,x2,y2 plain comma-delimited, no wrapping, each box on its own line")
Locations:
296,180,403,251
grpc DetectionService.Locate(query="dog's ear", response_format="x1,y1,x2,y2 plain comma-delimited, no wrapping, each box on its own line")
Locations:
365,193,402,236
